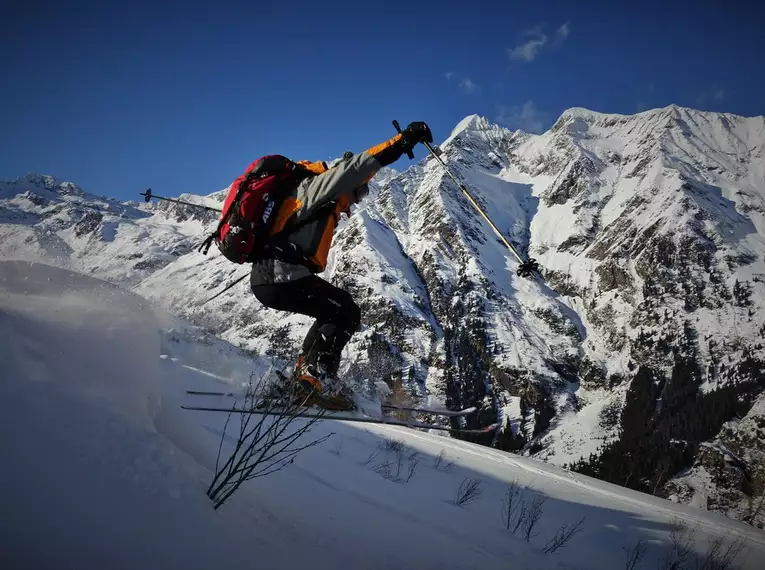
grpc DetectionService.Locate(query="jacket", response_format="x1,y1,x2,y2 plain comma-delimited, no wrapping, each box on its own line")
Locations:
250,150,381,286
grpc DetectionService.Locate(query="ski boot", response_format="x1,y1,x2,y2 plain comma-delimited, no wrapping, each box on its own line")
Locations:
292,356,356,411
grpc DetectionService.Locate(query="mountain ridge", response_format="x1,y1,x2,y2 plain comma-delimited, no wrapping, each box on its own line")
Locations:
2,104,764,527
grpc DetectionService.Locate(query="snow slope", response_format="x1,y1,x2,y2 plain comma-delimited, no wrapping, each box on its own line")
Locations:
2,260,764,569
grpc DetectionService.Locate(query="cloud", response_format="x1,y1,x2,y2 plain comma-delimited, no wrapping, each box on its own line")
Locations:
507,22,570,63
496,101,550,134
444,72,481,95
458,78,481,95
556,22,570,40
507,29,547,62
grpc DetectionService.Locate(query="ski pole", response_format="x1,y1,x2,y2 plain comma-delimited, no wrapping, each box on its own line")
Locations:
401,124,538,277
140,188,222,213
202,273,249,305
423,139,525,265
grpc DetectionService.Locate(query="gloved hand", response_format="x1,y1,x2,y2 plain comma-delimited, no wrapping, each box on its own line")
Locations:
366,121,434,167
401,121,433,150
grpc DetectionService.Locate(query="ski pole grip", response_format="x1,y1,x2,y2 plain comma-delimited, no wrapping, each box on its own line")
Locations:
392,120,415,160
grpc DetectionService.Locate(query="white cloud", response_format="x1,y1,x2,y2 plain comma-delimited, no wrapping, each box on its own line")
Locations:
507,22,570,63
556,22,570,40
458,78,481,95
444,72,481,95
496,101,550,134
507,30,548,62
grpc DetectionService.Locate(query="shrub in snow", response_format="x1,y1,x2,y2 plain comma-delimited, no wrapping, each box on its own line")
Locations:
433,448,454,471
206,370,331,509
522,493,548,542
622,538,647,570
542,517,585,554
454,477,482,507
659,520,747,570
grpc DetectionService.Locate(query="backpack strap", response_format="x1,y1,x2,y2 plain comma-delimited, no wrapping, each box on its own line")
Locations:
197,182,245,255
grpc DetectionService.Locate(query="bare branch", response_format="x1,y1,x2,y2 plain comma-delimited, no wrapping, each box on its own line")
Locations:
454,477,483,507
379,438,405,453
434,449,446,469
522,493,548,542
542,517,586,554
501,478,522,530
405,456,420,483
697,532,747,570
622,539,647,570
660,519,695,570
512,501,529,535
373,461,395,479
362,450,380,466
206,369,329,510
394,446,404,479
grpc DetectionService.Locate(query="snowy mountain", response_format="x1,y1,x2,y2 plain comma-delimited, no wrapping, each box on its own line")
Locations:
2,105,765,529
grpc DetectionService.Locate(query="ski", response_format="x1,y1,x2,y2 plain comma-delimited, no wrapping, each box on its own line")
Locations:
180,404,499,435
184,390,477,418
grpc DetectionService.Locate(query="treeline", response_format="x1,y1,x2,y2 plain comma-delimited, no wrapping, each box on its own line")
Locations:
568,352,765,495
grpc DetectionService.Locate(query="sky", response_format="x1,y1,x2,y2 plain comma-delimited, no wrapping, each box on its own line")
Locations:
2,0,764,201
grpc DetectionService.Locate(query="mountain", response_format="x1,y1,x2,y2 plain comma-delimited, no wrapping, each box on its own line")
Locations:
2,105,764,528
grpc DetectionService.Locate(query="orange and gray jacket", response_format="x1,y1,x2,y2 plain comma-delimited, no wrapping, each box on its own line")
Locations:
251,134,408,286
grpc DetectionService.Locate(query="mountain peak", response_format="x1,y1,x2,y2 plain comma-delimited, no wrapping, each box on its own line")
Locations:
449,114,491,138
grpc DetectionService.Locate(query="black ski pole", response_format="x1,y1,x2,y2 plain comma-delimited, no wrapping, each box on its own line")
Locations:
140,188,222,213
202,273,249,305
394,120,539,279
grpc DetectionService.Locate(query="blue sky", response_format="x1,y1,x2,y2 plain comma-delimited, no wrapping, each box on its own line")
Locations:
2,0,763,201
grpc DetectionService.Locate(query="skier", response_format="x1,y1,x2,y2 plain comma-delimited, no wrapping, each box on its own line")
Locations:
249,121,433,410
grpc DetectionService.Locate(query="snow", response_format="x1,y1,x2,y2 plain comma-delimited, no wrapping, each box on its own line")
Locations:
2,260,765,569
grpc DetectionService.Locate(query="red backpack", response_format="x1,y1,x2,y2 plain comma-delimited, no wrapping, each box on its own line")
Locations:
198,155,311,264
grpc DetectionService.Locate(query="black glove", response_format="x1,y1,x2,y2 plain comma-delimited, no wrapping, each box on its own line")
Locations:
401,121,433,150
367,121,434,167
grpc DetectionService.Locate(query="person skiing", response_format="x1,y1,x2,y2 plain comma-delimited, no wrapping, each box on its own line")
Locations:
249,121,433,410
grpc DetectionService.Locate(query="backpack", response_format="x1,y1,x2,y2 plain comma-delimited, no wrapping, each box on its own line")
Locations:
198,155,326,264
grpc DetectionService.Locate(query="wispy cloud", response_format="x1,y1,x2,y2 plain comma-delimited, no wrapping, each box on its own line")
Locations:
444,72,482,95
507,22,570,62
556,22,570,40
458,78,481,95
496,101,550,134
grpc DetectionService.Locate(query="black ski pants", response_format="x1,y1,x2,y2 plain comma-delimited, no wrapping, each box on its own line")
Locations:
251,276,361,375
